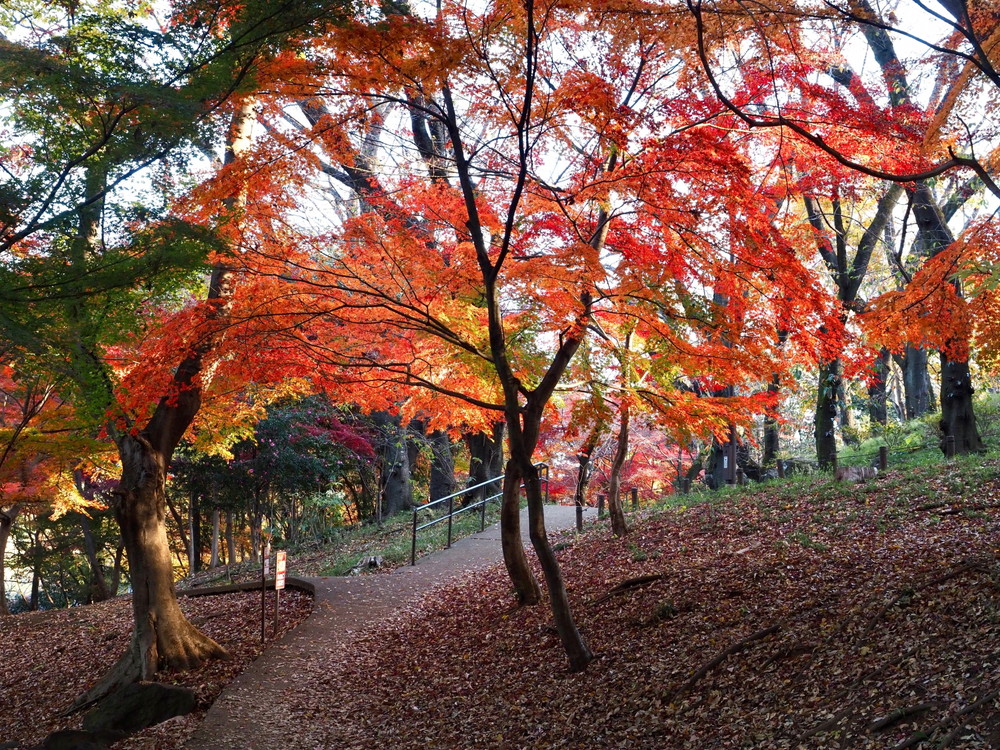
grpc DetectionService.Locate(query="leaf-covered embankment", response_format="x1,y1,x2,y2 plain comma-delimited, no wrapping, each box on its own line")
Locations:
313,458,999,748
0,589,311,748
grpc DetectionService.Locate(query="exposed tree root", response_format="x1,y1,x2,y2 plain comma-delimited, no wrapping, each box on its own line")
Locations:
667,624,781,701
863,558,991,638
796,703,856,742
889,687,999,749
869,702,942,732
590,574,665,606
61,648,141,716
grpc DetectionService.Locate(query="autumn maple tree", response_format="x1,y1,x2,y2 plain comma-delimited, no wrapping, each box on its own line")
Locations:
204,0,834,671
0,0,350,699
690,0,999,455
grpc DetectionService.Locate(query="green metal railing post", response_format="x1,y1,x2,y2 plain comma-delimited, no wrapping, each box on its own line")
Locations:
410,510,418,566
480,483,488,531
446,494,454,548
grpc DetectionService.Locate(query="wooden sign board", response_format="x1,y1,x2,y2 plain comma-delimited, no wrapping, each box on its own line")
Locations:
275,550,287,590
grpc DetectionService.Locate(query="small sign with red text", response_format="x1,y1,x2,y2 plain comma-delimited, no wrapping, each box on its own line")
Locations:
275,550,287,590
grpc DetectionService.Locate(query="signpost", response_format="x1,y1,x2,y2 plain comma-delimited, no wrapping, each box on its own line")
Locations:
260,540,271,642
274,550,286,636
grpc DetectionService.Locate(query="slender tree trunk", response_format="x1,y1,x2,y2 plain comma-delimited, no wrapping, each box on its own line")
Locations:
868,348,890,425
189,492,201,574
225,513,236,566
939,353,984,453
573,426,602,532
29,527,41,611
500,460,541,604
110,540,124,597
79,513,112,602
763,373,781,467
210,509,221,568
521,458,592,672
815,358,840,469
606,402,630,537
0,504,22,616
763,330,788,466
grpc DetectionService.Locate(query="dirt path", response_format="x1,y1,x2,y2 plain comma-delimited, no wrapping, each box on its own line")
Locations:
185,505,593,749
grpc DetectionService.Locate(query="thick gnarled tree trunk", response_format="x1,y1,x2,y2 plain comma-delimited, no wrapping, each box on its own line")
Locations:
939,354,984,454
115,433,228,677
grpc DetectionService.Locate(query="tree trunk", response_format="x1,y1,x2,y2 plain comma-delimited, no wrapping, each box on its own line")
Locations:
114,433,229,678
606,402,630,537
209,509,221,568
374,411,413,519
901,346,932,419
762,330,788,466
0,504,22,616
428,430,456,502
939,352,984,454
29,527,41,611
225,512,236,566
189,491,201,574
464,422,504,503
110,540,124,597
868,348,890,425
521,459,592,672
815,358,840,470
79,513,112,602
573,426,603,532
499,459,541,605
763,373,781,467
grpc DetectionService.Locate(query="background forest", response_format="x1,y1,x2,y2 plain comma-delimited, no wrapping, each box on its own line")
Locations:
1,0,999,693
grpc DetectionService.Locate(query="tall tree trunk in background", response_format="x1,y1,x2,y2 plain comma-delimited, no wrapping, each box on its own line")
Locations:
706,387,735,489
373,411,412,519
762,330,788,467
0,504,22,616
838,381,857,444
464,422,504,502
209,510,221,568
79,513,112,602
908,184,984,453
606,399,630,538
573,425,603,532
29,527,41,611
815,358,840,470
225,513,236,566
189,492,201,574
429,430,456,502
900,347,933,419
868,348,890,425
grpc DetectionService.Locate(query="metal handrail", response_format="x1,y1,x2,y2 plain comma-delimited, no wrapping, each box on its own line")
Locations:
410,463,549,565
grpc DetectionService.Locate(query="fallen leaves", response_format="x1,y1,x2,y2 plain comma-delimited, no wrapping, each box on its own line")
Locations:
0,589,311,748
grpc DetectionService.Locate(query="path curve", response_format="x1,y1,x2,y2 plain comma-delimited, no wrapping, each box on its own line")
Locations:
185,505,594,749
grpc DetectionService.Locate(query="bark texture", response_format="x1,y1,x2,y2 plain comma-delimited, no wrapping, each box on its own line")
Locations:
815,358,841,470
115,433,229,678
